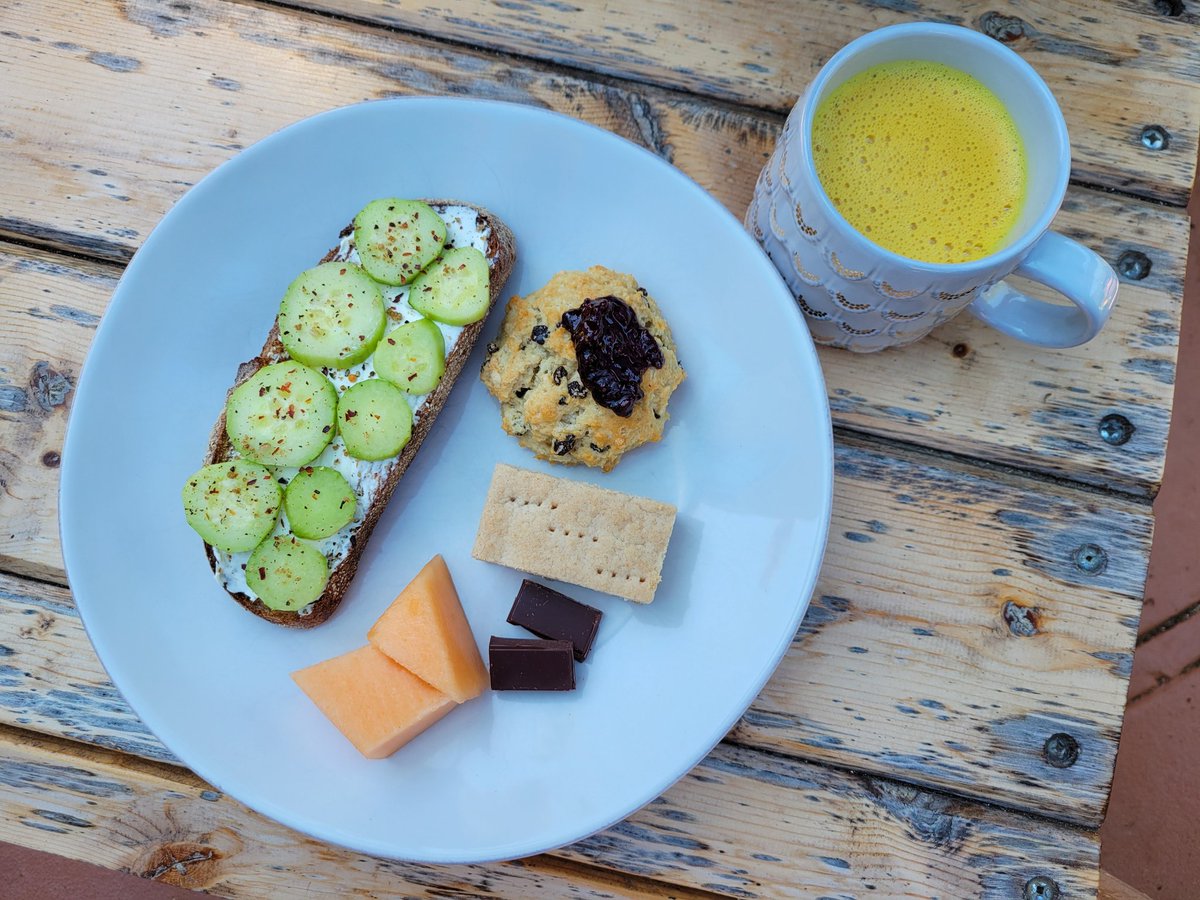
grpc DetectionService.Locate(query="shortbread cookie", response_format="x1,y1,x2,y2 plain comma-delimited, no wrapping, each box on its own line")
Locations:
480,266,685,472
471,464,676,604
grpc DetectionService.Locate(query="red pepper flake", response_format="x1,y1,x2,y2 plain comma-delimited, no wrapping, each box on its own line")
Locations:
407,372,418,381
339,268,347,275
286,403,296,418
344,409,358,420
279,382,292,394
257,567,266,580
387,337,396,345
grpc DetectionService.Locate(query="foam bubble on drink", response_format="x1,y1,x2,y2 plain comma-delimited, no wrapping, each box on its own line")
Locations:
812,60,1026,265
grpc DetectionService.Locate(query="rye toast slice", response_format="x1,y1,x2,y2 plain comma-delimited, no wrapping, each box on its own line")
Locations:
202,201,516,627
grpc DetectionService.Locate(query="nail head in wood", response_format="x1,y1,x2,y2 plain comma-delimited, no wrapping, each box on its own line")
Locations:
1073,543,1108,575
41,451,60,468
1044,732,1080,769
1024,876,1061,900
1116,250,1151,281
1098,413,1134,446
1140,124,1169,151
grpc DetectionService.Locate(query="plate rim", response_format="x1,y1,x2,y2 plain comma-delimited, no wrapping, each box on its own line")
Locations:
58,95,834,864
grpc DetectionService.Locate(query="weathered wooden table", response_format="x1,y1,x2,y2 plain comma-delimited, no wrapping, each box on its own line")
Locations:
0,2,1193,896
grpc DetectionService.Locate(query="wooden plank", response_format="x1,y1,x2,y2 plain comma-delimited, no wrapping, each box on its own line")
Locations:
0,722,1102,898
0,251,112,582
0,408,1147,830
739,441,1145,827
0,4,1183,494
0,733,688,899
278,0,1200,204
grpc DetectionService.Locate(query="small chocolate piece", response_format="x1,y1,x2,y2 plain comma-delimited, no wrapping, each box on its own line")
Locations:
489,637,575,691
508,580,602,661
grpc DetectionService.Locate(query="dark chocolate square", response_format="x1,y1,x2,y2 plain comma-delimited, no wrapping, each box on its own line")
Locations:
507,579,602,662
489,636,575,691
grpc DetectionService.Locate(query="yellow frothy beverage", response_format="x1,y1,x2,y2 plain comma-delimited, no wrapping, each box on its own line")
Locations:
812,60,1026,264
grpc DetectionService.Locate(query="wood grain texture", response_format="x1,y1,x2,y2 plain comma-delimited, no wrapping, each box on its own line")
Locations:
0,413,1147,830
0,699,1103,898
742,442,1145,827
0,252,112,582
278,0,1200,205
0,3,1184,495
0,733,691,899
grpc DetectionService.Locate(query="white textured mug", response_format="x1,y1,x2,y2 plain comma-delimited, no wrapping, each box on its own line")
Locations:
746,22,1119,352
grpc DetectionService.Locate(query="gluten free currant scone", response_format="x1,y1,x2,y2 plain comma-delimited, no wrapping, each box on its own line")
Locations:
480,266,684,472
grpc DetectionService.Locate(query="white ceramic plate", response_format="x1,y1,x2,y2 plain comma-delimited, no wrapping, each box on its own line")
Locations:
60,98,832,864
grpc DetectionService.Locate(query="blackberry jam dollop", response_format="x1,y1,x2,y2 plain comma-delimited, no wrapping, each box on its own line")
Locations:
561,295,664,417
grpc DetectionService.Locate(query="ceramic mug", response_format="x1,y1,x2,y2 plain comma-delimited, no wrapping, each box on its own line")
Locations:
746,22,1119,352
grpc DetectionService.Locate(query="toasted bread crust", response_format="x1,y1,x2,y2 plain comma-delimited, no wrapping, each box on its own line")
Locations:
202,201,516,627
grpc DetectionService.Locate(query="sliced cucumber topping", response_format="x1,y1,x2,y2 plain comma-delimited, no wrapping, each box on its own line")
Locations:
374,318,446,395
278,262,385,369
283,466,357,540
353,199,446,286
182,461,281,552
337,379,413,461
226,361,337,467
408,247,491,325
246,534,329,611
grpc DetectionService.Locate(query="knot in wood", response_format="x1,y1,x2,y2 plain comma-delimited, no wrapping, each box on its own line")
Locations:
1002,601,1040,637
1043,732,1080,769
29,361,72,412
1023,875,1060,900
979,11,1025,43
138,842,222,889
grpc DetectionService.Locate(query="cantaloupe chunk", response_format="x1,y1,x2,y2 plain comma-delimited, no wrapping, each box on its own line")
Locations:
367,555,488,703
291,644,455,759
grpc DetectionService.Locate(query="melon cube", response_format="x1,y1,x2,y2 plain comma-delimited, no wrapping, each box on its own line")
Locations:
368,555,488,703
291,644,455,759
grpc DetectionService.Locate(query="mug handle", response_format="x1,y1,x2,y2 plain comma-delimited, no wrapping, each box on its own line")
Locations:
967,232,1119,348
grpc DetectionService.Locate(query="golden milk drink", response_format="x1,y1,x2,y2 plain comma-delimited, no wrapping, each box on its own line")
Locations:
812,60,1026,264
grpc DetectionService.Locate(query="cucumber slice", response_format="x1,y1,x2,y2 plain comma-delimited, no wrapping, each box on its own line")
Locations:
226,361,337,467
278,262,385,369
181,461,281,552
408,247,491,325
374,318,446,394
283,466,357,540
337,379,413,461
246,534,329,611
353,199,446,286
